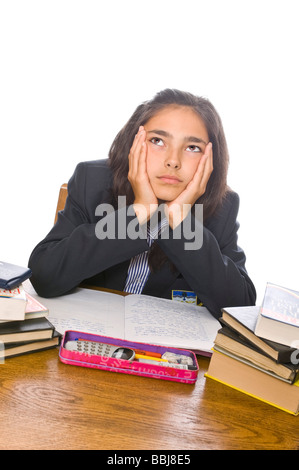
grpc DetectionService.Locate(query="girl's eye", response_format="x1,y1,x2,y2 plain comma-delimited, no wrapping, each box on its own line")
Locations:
150,137,164,147
186,145,201,153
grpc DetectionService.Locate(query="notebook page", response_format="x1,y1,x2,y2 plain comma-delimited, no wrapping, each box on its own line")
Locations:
124,294,221,353
24,282,125,337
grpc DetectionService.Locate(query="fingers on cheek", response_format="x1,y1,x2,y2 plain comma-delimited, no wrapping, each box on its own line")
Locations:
129,131,142,156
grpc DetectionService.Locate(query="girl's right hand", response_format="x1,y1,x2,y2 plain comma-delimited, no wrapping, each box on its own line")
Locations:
128,126,158,224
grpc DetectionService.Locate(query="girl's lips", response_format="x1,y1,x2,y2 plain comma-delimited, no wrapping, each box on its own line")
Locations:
158,175,182,184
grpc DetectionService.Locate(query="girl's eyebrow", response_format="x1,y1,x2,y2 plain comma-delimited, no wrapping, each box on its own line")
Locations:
147,129,207,145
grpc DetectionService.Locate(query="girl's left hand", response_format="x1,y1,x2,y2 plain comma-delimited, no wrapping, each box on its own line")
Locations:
165,143,213,229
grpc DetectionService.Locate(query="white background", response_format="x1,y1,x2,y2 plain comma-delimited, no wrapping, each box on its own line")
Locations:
0,0,298,305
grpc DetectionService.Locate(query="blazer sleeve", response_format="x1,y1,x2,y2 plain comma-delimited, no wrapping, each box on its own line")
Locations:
28,162,149,297
157,192,256,318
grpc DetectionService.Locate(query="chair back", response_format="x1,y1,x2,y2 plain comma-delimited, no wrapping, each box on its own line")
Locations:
54,183,68,224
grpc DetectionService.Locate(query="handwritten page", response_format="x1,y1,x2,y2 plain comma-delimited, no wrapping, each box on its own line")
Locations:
24,282,125,337
24,282,221,353
124,294,221,352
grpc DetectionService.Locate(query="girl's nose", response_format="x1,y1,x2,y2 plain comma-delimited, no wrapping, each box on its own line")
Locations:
164,150,181,170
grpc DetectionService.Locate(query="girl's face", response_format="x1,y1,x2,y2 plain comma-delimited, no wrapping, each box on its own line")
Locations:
144,105,209,202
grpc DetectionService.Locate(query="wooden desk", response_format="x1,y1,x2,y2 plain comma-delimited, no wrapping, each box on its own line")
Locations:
0,347,298,450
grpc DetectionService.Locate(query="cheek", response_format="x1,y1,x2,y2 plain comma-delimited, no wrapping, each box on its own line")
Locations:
183,158,201,182
146,152,159,178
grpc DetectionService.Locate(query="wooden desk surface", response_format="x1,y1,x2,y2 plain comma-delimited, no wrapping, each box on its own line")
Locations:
0,348,298,450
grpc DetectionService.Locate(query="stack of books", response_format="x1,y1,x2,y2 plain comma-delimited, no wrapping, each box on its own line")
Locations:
205,283,299,415
0,261,61,360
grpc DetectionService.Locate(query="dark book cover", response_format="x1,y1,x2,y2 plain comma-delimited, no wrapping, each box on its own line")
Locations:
221,305,296,363
1,331,61,359
0,317,55,343
216,326,299,383
0,261,32,290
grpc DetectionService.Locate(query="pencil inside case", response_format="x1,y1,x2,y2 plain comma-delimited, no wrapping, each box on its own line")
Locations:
59,330,199,384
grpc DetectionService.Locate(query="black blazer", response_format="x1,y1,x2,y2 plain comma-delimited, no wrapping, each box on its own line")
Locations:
28,159,256,319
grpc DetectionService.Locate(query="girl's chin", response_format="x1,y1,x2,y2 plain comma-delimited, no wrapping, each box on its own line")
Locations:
151,184,184,203
154,191,182,203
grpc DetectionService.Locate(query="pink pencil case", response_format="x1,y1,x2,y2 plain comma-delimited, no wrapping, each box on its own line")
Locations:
59,330,199,384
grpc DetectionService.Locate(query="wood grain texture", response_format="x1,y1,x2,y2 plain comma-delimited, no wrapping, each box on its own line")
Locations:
54,183,68,224
0,350,298,450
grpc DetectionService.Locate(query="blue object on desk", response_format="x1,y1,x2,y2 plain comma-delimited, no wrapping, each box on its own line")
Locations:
0,261,32,290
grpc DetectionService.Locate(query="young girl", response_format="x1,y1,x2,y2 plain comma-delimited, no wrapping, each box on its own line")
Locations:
28,89,256,318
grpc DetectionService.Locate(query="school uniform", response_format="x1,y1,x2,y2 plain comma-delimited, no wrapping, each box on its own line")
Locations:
28,159,256,319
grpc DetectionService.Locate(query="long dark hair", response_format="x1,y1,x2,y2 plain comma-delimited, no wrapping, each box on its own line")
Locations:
109,88,230,220
108,89,230,272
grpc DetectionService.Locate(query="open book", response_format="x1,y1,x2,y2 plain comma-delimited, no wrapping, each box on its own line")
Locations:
24,282,221,355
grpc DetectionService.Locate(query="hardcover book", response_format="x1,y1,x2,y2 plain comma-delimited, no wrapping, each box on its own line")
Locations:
0,261,32,290
0,317,56,343
214,326,299,383
0,285,27,321
220,305,296,363
205,349,299,416
255,283,299,347
0,331,61,359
